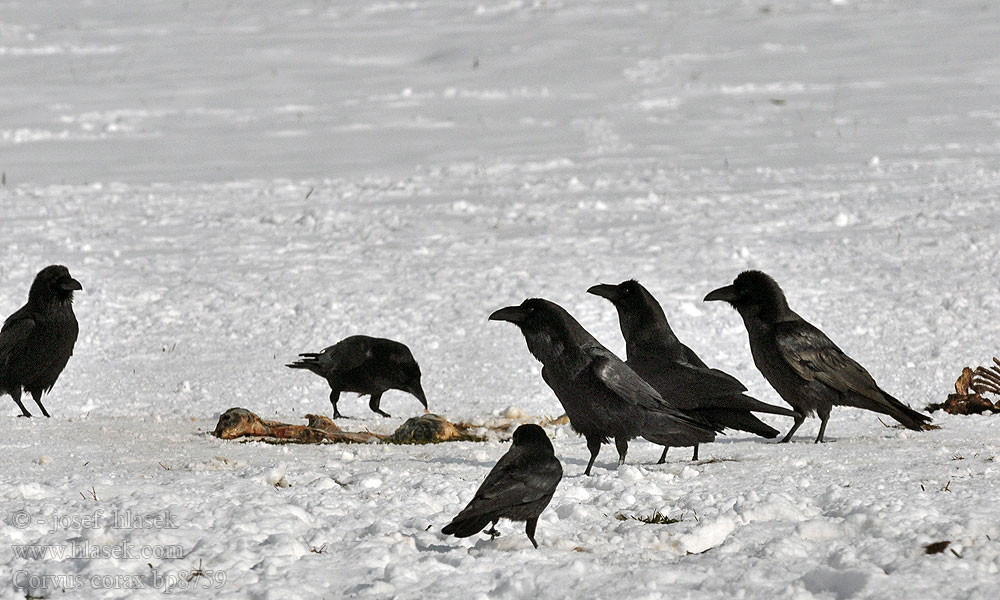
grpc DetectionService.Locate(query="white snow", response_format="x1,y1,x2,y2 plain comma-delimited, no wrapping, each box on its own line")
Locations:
2,0,1000,598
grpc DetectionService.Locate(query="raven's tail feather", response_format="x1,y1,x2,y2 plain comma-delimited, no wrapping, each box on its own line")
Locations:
879,389,933,431
285,355,325,376
738,396,798,418
442,514,493,538
641,410,719,448
702,393,797,418
693,408,780,438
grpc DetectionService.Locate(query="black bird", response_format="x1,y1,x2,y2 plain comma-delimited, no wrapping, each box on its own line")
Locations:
490,298,717,475
442,424,562,549
1,265,82,417
704,270,932,442
286,335,427,418
589,280,797,461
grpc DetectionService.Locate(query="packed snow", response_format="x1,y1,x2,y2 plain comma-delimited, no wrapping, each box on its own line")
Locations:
2,1,1000,598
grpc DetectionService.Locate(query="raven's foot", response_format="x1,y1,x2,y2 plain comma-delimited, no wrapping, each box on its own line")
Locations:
486,526,501,540
12,398,32,417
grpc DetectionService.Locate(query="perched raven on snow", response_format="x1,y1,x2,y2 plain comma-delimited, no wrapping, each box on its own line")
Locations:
442,424,562,549
286,335,427,418
490,298,717,475
1,265,82,417
589,279,796,461
704,270,931,442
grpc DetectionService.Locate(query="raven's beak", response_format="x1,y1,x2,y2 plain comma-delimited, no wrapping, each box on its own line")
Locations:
60,277,83,291
704,284,736,303
489,305,527,323
586,283,619,301
410,382,428,409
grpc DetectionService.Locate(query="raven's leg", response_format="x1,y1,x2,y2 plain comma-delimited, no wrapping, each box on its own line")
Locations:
9,388,32,417
614,437,628,466
815,405,831,443
525,518,539,549
657,447,669,464
485,519,501,540
779,412,806,443
30,392,50,418
369,393,391,418
691,444,699,461
328,390,344,419
584,436,602,476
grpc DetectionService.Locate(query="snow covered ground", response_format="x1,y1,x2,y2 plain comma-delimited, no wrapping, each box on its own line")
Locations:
3,1,1000,598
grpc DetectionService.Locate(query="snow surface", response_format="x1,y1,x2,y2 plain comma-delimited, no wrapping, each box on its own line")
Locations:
3,1,1000,598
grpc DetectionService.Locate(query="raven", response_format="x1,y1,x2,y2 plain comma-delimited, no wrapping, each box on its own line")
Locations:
704,270,931,442
286,335,427,418
490,298,717,475
589,280,796,461
442,424,562,549
1,265,82,417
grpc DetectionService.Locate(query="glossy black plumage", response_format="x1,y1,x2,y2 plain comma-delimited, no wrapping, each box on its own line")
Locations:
286,335,427,418
704,270,931,442
490,298,717,475
589,280,796,461
1,265,82,417
442,424,562,549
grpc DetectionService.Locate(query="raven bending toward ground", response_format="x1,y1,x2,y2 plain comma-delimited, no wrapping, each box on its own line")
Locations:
704,270,931,442
1,265,82,417
490,298,717,475
286,335,427,418
442,424,562,549
589,280,796,461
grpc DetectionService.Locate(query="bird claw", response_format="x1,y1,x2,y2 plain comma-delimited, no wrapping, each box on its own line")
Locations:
486,526,501,540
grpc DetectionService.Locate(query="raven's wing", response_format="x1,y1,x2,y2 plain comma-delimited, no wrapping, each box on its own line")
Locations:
584,345,672,412
631,358,792,415
586,345,719,431
315,338,371,371
773,319,886,407
628,340,748,395
0,309,34,375
701,367,748,393
448,448,562,522
678,343,710,369
642,360,749,398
